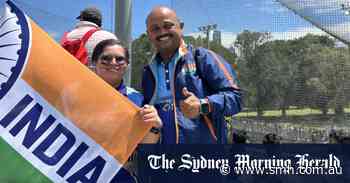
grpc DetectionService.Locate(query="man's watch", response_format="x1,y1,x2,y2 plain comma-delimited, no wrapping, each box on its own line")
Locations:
199,99,210,115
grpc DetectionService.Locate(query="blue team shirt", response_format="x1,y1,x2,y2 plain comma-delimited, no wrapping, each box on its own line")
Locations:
153,51,182,104
116,81,143,107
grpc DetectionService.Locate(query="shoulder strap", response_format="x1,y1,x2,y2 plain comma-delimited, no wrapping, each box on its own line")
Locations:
80,28,99,45
60,32,69,45
74,28,99,62
191,47,203,79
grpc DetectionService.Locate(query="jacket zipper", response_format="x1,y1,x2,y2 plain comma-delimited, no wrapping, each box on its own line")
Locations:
171,60,181,144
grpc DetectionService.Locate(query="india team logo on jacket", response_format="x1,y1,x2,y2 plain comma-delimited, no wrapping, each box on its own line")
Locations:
0,1,149,182
181,62,197,75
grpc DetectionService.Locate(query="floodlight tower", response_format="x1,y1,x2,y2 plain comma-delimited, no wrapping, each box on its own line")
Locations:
198,24,217,49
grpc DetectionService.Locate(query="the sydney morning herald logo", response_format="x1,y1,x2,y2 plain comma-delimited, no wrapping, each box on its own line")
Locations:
147,153,343,176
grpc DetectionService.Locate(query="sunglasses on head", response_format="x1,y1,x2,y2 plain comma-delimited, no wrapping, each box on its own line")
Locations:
99,54,127,65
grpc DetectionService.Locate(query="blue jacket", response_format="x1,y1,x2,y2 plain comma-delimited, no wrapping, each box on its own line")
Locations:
142,45,242,144
116,81,143,107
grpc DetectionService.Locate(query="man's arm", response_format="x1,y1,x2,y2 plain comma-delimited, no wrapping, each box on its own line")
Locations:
196,48,242,116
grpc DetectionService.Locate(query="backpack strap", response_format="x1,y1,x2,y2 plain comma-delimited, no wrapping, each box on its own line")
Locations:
75,28,99,62
80,28,99,46
192,47,202,79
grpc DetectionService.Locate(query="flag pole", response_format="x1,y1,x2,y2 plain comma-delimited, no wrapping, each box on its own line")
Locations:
115,0,132,86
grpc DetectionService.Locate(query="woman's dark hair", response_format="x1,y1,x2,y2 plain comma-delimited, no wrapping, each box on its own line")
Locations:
91,39,129,64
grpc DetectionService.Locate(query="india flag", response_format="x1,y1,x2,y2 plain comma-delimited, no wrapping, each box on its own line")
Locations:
0,1,151,182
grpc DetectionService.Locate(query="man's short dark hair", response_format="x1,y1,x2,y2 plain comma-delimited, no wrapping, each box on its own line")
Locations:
77,7,102,27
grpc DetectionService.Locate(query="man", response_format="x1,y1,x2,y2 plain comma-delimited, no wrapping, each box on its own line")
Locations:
142,6,242,144
62,7,117,67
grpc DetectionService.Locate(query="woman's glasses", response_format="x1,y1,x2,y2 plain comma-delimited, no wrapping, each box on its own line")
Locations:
99,54,127,65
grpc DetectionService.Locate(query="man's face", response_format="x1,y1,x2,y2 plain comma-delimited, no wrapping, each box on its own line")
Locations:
147,9,182,54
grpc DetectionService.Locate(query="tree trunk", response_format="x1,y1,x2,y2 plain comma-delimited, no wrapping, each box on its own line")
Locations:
321,107,328,116
257,109,264,119
281,108,287,118
335,105,344,116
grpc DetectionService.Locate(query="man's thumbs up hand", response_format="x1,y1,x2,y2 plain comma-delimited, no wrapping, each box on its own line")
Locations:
180,87,200,119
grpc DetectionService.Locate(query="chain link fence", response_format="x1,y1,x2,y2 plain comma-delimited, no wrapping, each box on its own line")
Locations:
168,0,350,143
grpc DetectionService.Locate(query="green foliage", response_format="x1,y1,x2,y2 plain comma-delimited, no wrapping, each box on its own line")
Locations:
131,33,153,90
235,30,272,117
234,30,350,119
304,46,350,117
183,35,237,64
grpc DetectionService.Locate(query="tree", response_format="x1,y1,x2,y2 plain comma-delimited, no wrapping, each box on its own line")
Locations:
131,33,153,90
261,40,299,117
234,30,271,118
281,34,337,114
305,77,331,115
183,36,197,47
305,46,350,119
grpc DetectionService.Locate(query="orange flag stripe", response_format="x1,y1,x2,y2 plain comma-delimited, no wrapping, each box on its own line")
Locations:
21,19,151,164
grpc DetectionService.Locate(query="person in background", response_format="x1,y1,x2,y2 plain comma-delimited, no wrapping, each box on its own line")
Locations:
329,129,350,144
232,130,249,144
62,7,117,67
262,133,281,144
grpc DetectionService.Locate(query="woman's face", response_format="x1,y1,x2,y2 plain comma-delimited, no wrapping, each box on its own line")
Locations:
95,44,128,86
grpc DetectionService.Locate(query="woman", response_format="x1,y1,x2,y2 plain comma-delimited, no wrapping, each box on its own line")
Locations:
91,39,161,182
92,39,162,141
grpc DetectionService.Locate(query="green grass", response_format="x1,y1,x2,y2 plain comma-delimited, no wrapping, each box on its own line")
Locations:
236,107,350,118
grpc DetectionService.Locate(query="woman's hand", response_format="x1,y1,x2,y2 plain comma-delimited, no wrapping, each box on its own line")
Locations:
140,105,162,144
140,104,162,128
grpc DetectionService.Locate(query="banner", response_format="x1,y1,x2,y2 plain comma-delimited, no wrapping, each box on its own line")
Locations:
137,144,350,183
0,1,151,182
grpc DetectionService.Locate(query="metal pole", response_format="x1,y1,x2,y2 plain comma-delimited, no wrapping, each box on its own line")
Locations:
115,0,132,86
206,30,210,49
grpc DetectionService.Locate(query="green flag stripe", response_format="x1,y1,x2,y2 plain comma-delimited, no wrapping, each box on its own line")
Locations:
0,137,52,183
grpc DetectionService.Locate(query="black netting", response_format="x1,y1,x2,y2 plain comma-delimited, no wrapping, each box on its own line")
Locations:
277,0,350,44
169,0,350,143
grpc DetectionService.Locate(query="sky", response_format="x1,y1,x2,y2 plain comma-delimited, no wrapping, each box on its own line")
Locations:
1,0,349,47
0,0,172,40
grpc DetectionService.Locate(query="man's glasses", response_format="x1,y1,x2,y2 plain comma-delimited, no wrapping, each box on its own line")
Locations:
99,54,127,65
